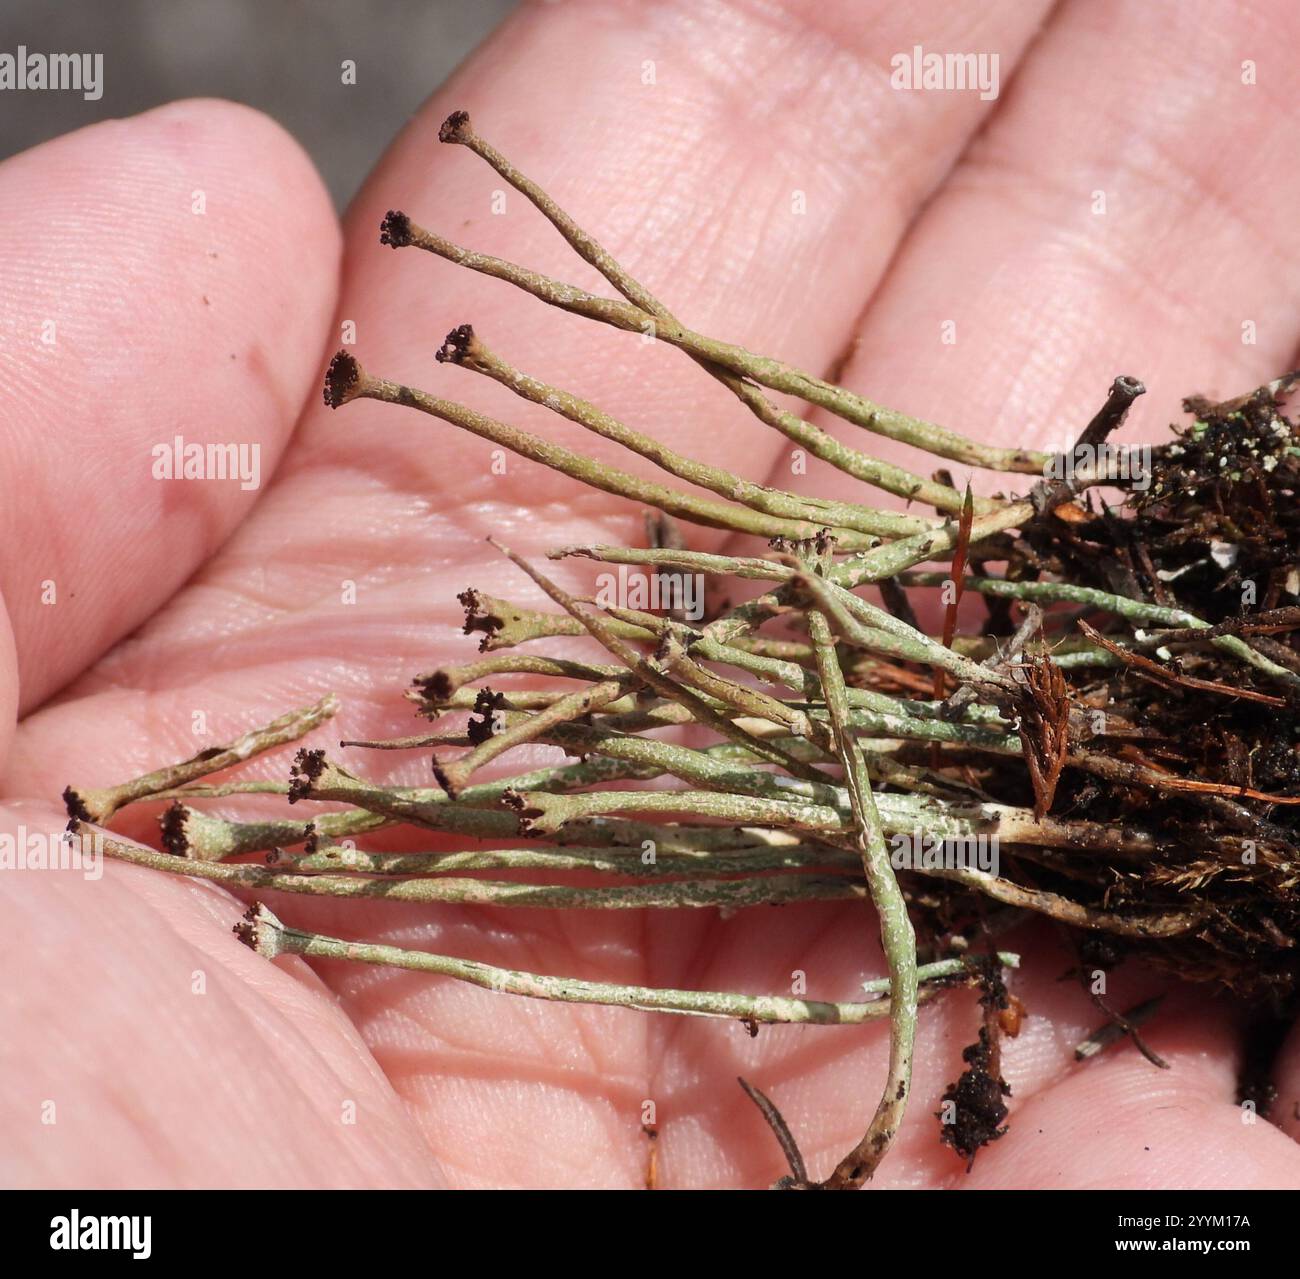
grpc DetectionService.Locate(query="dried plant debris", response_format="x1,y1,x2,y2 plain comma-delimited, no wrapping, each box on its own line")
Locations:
939,1024,1011,1170
65,114,1300,1188
937,958,1013,1170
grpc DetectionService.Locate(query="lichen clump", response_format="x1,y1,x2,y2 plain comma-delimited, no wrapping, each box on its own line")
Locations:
66,114,1300,1186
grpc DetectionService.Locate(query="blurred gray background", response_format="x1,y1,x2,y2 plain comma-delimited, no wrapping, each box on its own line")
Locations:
0,0,517,207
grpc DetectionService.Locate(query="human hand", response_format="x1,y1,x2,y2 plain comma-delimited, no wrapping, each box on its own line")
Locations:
4,0,1300,1188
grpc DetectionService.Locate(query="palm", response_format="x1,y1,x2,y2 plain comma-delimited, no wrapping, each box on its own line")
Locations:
4,1,1299,1188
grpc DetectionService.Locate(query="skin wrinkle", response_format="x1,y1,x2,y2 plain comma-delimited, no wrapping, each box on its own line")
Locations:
373,989,648,1186
954,139,1284,326
649,903,898,1183
543,909,655,1117
1051,225,1275,381
325,915,629,1164
645,908,742,1164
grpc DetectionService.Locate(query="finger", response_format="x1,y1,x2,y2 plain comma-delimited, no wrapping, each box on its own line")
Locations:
769,0,1300,511
0,99,339,715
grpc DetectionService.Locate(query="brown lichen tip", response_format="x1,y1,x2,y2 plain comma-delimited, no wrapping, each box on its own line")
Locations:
287,748,327,804
159,801,190,858
413,670,454,704
233,902,285,959
62,786,93,824
436,323,476,365
431,760,458,798
457,587,503,651
501,788,550,836
379,208,412,249
323,349,366,410
466,687,505,745
438,109,472,144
